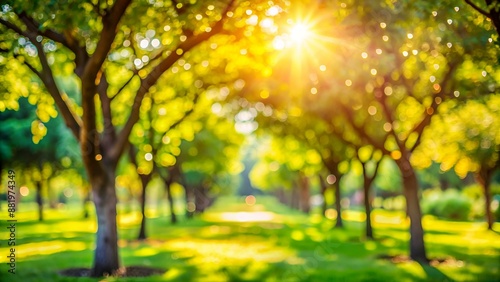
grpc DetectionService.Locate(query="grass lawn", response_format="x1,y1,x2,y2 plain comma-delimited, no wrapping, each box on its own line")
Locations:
0,196,499,281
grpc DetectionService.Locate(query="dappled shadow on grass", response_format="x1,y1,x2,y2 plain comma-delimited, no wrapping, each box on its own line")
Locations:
419,261,454,282
4,196,500,281
377,254,464,266
59,266,165,278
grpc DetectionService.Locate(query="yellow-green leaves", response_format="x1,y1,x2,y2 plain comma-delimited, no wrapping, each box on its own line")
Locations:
415,95,500,177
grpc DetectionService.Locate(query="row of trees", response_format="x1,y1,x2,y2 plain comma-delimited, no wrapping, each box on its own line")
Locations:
233,0,500,262
1,0,499,276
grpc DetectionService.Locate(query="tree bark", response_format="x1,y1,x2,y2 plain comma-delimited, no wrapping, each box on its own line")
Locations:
89,174,119,277
397,159,427,262
83,187,91,219
36,180,43,222
299,173,310,213
334,179,343,228
363,176,373,239
276,187,287,205
137,175,150,240
291,184,300,210
361,159,381,240
318,175,328,217
476,168,494,230
165,180,177,224
322,159,343,228
194,184,213,213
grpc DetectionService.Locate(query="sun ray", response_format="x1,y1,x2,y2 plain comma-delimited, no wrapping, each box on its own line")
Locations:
266,1,366,101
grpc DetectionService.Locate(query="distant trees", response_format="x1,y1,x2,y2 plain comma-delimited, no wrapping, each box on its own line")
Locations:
238,0,498,262
0,98,79,221
249,134,322,213
416,96,500,229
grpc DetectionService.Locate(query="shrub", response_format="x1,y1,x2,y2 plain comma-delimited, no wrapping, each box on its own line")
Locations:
422,189,472,221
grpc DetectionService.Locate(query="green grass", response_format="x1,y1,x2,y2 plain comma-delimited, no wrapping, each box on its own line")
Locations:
1,196,499,281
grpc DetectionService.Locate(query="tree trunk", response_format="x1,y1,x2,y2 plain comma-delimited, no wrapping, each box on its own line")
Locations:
137,175,149,240
83,187,91,219
276,187,287,205
48,178,57,209
299,174,311,213
439,178,449,191
291,184,300,210
397,159,427,262
185,185,195,219
363,177,373,239
318,175,328,217
334,180,343,228
36,180,43,221
476,169,494,230
165,181,177,224
361,159,380,240
89,175,120,277
170,163,193,219
194,184,212,213
323,159,343,228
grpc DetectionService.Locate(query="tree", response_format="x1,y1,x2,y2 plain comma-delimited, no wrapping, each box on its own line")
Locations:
176,112,244,214
415,95,500,229
250,134,322,213
241,0,493,261
128,89,198,238
306,0,493,262
354,146,383,239
0,0,277,275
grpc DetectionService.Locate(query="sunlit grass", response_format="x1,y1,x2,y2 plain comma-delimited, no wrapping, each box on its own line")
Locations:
0,196,499,281
205,211,278,222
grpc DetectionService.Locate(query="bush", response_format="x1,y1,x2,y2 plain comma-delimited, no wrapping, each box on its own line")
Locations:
422,189,472,221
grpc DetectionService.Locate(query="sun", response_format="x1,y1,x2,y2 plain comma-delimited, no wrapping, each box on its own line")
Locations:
289,23,310,44
272,22,314,50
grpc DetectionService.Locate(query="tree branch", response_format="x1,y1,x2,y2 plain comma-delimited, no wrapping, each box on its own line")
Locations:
18,12,66,44
154,92,200,152
14,12,89,76
110,71,137,101
374,79,407,152
20,57,42,78
465,0,491,17
0,18,82,139
111,0,236,162
78,0,132,173
339,103,390,154
408,63,458,152
82,0,132,85
97,72,117,147
109,40,166,102
0,18,28,37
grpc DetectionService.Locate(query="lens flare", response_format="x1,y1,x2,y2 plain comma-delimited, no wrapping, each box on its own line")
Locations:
290,23,310,44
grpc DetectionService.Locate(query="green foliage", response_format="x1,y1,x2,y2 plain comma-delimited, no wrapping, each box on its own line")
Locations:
416,95,500,178
374,157,402,192
422,189,472,221
0,97,79,169
249,134,322,192
175,112,244,195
